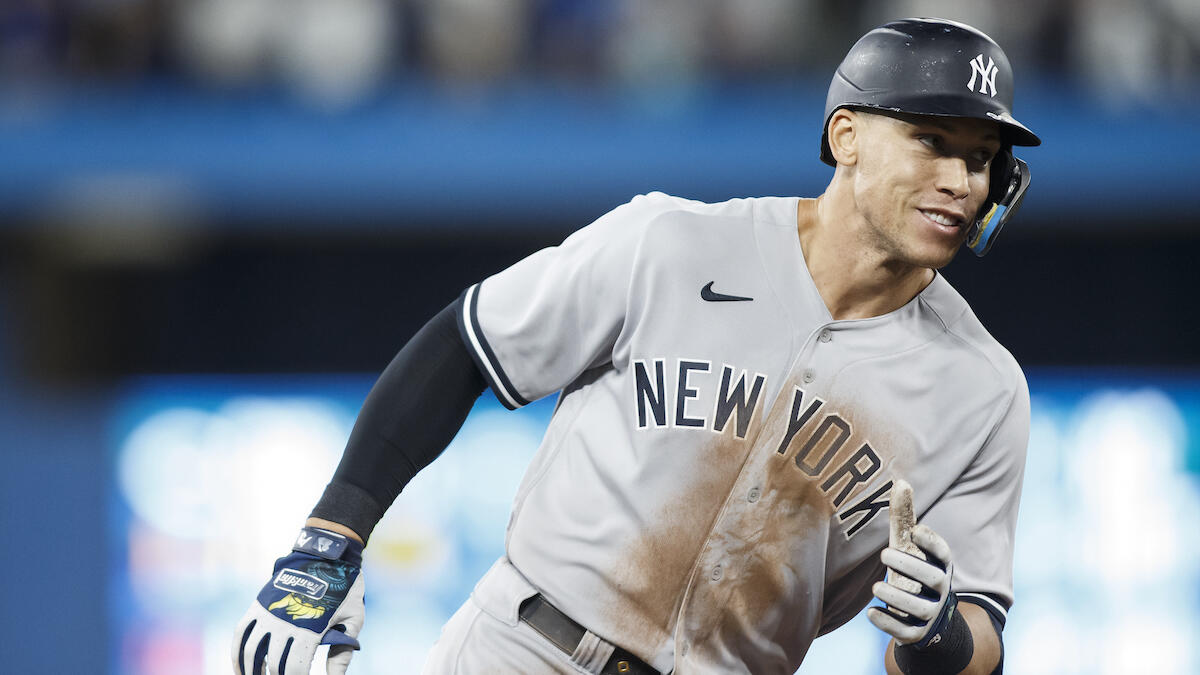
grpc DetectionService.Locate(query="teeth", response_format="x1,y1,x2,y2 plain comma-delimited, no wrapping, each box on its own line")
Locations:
922,210,958,227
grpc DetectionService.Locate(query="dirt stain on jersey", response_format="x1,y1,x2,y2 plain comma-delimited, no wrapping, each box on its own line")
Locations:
686,457,834,671
600,427,756,662
679,382,907,672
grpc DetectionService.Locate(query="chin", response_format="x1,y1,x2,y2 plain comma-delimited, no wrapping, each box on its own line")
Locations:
907,243,961,270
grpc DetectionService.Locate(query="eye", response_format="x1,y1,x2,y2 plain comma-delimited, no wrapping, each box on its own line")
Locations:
918,134,942,150
965,149,996,173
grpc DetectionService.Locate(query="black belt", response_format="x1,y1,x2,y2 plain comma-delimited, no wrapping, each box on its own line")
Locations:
518,594,661,675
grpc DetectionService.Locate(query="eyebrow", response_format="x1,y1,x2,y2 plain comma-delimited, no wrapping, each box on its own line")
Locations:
913,118,1001,143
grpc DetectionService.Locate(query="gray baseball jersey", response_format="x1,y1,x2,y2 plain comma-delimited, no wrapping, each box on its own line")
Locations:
457,192,1029,673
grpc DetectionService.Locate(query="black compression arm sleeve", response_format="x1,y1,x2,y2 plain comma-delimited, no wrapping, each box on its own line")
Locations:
309,297,487,542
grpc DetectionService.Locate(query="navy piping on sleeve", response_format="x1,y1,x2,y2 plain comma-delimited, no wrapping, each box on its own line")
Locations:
956,591,1008,632
457,283,530,410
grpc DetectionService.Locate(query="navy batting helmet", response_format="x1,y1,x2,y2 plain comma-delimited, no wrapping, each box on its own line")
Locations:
820,18,1041,256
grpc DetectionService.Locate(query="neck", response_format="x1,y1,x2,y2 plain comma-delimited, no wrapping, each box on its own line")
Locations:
796,191,935,321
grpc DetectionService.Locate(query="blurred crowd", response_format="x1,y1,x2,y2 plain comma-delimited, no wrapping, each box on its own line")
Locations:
1,0,1198,105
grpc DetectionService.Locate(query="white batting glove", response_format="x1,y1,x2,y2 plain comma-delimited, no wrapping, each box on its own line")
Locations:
868,523,957,647
867,480,957,649
232,527,366,674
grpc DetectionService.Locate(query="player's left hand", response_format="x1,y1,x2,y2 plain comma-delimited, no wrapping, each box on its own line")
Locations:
867,522,957,649
232,527,366,674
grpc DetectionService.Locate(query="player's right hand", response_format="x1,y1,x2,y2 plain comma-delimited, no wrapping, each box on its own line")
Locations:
232,527,366,674
868,522,956,648
867,479,956,650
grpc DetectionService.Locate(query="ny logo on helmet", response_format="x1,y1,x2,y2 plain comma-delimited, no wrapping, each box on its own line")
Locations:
967,54,998,97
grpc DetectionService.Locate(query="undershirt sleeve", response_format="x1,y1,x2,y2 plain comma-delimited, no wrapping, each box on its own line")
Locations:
309,296,487,543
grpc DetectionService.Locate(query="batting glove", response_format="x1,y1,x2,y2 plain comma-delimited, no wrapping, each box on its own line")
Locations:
233,527,366,675
867,522,957,648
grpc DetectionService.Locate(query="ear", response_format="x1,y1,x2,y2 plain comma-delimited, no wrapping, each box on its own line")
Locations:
827,108,861,167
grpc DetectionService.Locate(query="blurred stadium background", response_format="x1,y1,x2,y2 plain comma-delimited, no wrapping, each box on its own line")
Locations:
1,0,1198,673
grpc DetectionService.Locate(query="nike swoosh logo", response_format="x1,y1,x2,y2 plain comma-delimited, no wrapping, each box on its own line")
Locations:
701,281,753,302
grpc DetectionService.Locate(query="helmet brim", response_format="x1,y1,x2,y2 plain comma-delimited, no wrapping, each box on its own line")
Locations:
819,102,1040,166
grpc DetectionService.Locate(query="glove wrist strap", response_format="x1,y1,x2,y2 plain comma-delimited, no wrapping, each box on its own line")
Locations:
894,595,973,675
292,527,364,566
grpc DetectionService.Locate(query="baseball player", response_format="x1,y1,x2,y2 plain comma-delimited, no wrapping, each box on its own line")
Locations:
233,17,1037,675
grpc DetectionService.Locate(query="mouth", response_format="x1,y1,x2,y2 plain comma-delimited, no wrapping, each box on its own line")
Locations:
919,209,966,231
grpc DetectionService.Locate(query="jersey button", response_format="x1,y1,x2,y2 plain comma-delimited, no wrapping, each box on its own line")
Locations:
747,487,761,503
710,564,723,581
802,369,815,384
819,329,832,343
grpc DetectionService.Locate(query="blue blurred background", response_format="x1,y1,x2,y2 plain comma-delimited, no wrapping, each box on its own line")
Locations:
1,1,1199,673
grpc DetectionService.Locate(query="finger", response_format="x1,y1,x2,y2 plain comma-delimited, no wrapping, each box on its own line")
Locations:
887,480,924,595
252,631,270,675
873,581,938,621
278,634,317,675
912,524,952,567
880,548,945,590
233,618,258,675
321,628,361,650
326,646,355,675
266,636,291,675
867,607,924,644
888,480,917,554
234,617,271,675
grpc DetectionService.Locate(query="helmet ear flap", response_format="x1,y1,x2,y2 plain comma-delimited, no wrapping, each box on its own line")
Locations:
966,152,1031,257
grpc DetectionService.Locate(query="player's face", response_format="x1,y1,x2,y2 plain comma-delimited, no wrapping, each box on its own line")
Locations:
851,112,1001,269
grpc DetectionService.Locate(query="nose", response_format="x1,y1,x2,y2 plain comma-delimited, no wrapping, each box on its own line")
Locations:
935,157,970,200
